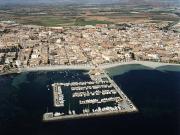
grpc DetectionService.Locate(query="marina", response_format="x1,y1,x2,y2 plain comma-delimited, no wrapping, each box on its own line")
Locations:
43,68,138,121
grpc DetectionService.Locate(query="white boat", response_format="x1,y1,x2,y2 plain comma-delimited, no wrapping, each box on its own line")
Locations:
72,110,76,115
68,110,72,115
54,112,64,117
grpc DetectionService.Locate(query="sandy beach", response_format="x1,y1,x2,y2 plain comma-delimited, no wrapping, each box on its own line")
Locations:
19,61,180,72
1,61,180,75
20,64,93,72
99,60,180,69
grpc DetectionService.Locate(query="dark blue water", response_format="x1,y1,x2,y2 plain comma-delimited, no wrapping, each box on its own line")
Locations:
0,65,180,135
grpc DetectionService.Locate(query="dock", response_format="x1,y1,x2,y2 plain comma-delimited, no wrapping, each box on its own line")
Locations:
52,84,64,107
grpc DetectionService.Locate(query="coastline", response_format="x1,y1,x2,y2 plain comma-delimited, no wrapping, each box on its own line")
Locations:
1,61,180,76
21,64,92,72
99,60,180,69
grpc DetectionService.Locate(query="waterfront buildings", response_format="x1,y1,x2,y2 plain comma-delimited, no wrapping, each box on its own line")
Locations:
0,22,180,74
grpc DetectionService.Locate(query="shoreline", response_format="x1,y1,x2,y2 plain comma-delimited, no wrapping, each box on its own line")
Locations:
21,64,92,72
99,60,180,69
1,61,180,76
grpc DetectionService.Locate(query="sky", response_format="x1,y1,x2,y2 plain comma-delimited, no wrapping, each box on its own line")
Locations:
0,0,179,5
1,0,119,4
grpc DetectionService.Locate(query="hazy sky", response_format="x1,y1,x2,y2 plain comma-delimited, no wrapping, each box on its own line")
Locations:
0,0,120,4
0,0,179,5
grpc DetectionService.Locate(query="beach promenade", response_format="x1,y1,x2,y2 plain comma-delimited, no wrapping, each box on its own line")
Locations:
21,64,92,72
19,61,180,73
1,61,180,76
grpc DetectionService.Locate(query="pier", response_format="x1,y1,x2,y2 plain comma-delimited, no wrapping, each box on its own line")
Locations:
43,68,138,122
52,84,64,107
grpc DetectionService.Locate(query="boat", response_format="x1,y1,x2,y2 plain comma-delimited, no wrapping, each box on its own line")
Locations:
54,112,64,117
72,110,76,115
68,110,72,115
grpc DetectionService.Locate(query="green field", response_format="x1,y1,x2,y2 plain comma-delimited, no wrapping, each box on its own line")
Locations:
74,18,112,26
17,16,74,26
18,17,113,26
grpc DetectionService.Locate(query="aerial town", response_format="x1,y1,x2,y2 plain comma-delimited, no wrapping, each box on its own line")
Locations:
0,21,180,74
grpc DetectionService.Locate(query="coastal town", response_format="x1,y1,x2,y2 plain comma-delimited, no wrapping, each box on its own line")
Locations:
0,21,180,74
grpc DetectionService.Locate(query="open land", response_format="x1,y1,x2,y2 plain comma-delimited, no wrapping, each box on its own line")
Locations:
0,3,179,27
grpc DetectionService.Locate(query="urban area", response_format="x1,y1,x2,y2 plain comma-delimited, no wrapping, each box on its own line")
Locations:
0,21,180,74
